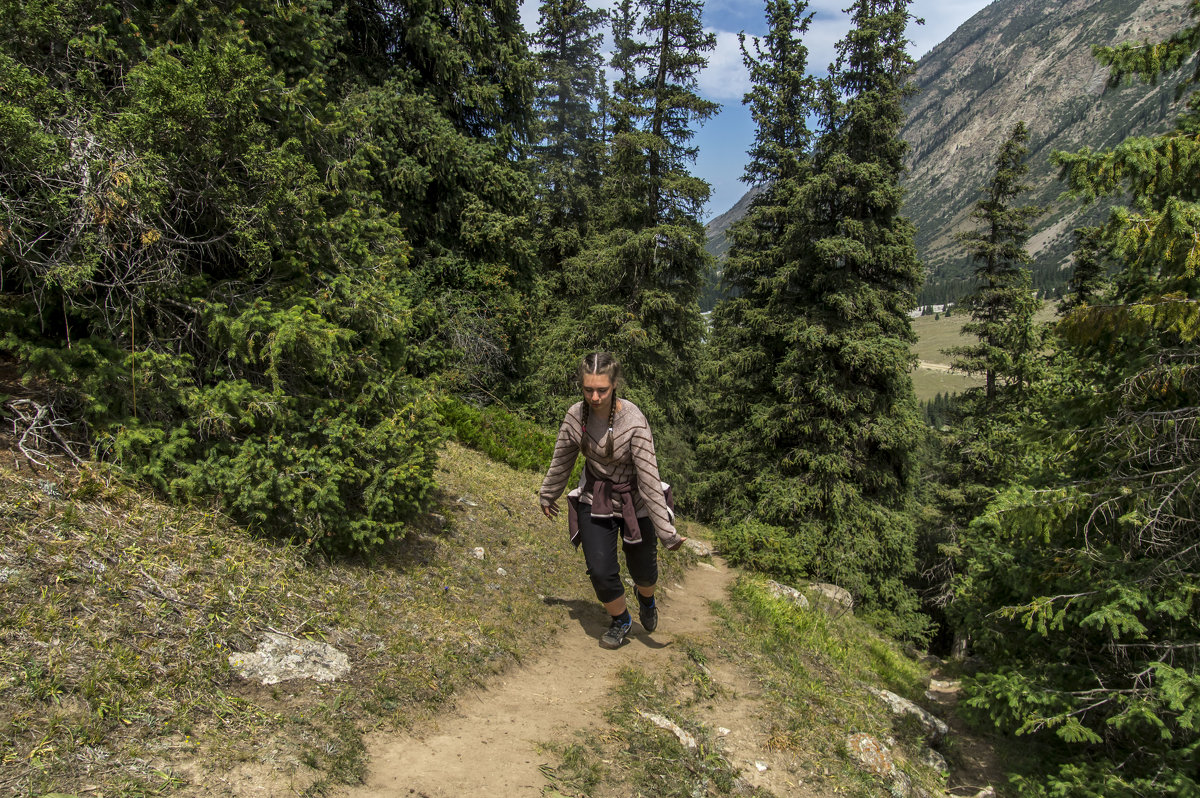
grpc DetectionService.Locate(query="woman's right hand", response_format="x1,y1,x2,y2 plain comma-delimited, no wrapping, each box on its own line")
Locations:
541,500,559,519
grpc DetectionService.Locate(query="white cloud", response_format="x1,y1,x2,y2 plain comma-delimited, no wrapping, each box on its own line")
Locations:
698,29,750,101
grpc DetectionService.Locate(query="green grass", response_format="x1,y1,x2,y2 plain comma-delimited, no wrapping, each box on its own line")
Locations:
912,368,984,402
0,441,698,796
911,312,974,365
910,303,1061,401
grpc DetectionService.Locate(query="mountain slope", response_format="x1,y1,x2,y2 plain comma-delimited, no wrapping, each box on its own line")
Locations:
904,0,1192,303
703,0,1194,306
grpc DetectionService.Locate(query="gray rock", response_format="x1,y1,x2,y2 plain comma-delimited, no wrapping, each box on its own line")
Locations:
867,687,950,741
766,580,810,609
683,538,714,557
806,581,854,613
846,732,896,778
229,632,350,685
917,747,948,773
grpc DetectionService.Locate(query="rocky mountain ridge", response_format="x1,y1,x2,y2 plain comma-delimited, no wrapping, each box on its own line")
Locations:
904,0,1191,303
705,0,1195,306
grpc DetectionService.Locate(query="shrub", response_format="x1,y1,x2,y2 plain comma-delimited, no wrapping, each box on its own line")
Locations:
438,397,556,473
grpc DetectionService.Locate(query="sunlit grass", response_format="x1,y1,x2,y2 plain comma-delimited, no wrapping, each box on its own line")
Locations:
538,574,951,797
0,441,695,796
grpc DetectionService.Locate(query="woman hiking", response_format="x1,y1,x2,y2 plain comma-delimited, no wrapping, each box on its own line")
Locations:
540,352,686,649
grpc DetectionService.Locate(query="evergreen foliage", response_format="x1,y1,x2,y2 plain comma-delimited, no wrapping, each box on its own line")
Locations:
699,0,815,523
701,0,925,637
917,122,1045,663
529,0,607,274
945,122,1044,402
526,0,716,504
438,397,558,473
1058,225,1109,315
572,0,715,431
952,5,1200,792
0,0,540,552
354,0,537,398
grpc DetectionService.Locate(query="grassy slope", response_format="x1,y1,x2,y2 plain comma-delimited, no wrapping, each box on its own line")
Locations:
1,436,966,798
0,441,699,797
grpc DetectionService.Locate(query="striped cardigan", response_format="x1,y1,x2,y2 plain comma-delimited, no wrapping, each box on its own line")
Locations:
540,399,682,548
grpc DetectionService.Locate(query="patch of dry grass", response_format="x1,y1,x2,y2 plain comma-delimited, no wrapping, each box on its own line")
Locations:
0,440,694,797
912,368,984,402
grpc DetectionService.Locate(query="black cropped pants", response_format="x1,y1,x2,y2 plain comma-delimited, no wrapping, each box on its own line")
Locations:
576,505,658,604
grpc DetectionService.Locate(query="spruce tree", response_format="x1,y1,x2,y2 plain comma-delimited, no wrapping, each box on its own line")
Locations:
918,125,1044,652
946,121,1043,402
352,0,538,398
530,0,607,272
951,6,1200,792
702,0,925,635
699,0,815,520
1058,225,1107,314
541,0,715,434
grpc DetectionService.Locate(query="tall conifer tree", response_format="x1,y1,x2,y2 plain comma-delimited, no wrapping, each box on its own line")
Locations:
703,0,925,633
541,0,716,442
530,0,607,271
699,0,816,518
946,121,1043,402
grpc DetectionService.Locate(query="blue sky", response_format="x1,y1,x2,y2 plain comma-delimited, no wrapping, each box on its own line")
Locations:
520,0,995,221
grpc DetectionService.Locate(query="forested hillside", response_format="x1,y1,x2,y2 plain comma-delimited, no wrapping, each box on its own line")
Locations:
3,0,1199,796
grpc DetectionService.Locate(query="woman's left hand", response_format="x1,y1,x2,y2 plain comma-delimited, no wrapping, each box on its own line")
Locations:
666,536,687,551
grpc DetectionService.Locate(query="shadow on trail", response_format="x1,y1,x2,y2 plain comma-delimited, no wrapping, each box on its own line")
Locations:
541,596,673,650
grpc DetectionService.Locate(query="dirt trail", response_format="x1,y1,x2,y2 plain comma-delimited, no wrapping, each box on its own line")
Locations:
345,560,744,798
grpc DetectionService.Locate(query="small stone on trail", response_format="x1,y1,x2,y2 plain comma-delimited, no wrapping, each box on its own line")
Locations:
496,567,507,576
754,761,768,772
637,711,697,749
457,496,479,507
717,727,731,737
471,547,486,560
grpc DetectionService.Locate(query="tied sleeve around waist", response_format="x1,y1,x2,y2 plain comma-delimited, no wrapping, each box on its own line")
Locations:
567,475,644,547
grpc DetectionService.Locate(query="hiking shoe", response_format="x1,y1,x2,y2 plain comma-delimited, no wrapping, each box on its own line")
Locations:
639,602,658,633
600,615,633,649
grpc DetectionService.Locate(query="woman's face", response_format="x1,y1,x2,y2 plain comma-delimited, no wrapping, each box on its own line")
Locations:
582,373,614,415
